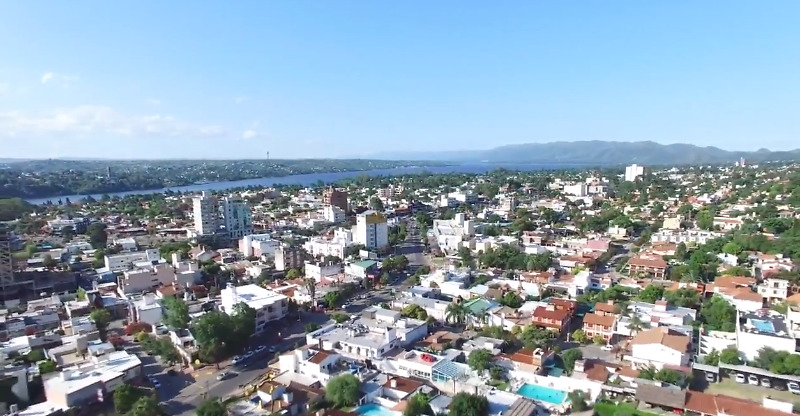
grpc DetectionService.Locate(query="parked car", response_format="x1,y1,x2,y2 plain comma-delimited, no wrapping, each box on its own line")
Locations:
735,373,746,383
216,372,233,381
705,373,716,382
748,374,759,386
244,351,255,359
761,378,771,388
269,346,277,353
600,344,614,351
232,356,242,365
788,381,800,394
255,345,266,354
148,376,161,388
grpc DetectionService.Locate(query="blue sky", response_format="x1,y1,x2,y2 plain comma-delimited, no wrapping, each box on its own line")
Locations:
1,1,799,159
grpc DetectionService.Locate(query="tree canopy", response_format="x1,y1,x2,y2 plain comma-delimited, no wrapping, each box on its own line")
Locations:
325,374,360,408
448,393,489,416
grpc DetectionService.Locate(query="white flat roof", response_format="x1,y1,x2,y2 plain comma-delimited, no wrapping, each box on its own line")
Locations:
222,284,286,310
46,351,142,395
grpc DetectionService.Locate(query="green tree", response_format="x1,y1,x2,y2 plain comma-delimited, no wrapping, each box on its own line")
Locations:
722,242,743,256
193,311,234,353
626,314,648,336
325,374,360,408
325,291,341,307
655,368,684,386
518,325,556,350
703,349,720,366
38,360,57,374
128,395,166,416
304,278,317,303
561,349,583,375
401,304,428,320
467,349,494,373
76,287,87,301
719,346,742,365
500,292,523,308
286,268,300,279
162,297,191,329
697,209,714,230
369,197,385,212
197,398,227,416
90,308,112,340
448,392,489,416
571,329,588,344
637,285,664,304
403,393,433,416
87,223,109,248
332,313,350,323
42,254,58,270
700,296,736,332
592,335,606,345
445,302,469,326
113,384,143,414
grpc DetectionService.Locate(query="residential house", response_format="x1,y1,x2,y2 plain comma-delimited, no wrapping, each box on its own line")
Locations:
626,255,668,279
627,327,691,369
531,304,571,334
583,301,617,342
757,278,790,303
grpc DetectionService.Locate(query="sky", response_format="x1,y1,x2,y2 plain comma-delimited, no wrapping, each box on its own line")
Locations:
1,1,799,159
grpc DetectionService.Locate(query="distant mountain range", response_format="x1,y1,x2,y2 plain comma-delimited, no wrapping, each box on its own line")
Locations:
366,140,800,165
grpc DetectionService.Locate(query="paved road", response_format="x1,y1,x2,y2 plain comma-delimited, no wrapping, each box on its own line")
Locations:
151,311,332,416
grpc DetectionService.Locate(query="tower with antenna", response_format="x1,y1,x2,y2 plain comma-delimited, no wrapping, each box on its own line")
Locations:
267,151,270,161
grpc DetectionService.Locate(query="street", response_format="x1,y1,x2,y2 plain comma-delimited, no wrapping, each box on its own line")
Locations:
147,311,332,416
144,217,432,415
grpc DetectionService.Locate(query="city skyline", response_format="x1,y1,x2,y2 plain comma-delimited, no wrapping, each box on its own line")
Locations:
1,1,799,159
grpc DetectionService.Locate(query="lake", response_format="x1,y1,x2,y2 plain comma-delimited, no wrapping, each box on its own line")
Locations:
25,162,593,204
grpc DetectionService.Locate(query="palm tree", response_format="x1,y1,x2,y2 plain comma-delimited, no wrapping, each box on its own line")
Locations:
445,302,469,326
304,278,317,303
681,269,702,283
627,314,648,336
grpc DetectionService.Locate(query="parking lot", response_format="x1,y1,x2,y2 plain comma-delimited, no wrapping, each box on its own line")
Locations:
704,377,800,404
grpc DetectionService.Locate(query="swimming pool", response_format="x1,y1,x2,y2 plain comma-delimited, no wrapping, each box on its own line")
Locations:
355,403,400,416
517,383,568,404
752,319,776,333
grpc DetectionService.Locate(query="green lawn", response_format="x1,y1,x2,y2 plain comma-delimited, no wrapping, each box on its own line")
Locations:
593,402,660,416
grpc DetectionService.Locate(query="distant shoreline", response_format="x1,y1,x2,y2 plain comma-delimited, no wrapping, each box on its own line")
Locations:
22,162,593,204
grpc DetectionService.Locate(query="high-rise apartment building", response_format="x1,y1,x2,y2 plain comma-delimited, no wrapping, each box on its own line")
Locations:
624,164,645,182
323,187,349,212
0,225,14,306
192,192,253,239
221,197,253,240
192,192,219,236
356,210,389,250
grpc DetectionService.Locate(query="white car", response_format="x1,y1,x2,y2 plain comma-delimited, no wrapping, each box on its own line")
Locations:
600,344,614,351
748,374,759,386
231,355,242,365
255,345,266,353
149,377,161,388
788,381,800,394
705,373,716,382
244,351,255,359
761,378,771,388
735,373,746,383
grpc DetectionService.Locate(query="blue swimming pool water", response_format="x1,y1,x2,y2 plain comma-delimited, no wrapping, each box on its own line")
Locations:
752,319,775,333
517,383,568,404
356,403,399,416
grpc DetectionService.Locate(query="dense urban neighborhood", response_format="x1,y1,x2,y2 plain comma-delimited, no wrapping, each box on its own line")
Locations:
3,160,800,416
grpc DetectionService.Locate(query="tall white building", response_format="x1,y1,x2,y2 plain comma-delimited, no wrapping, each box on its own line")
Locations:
356,210,389,250
323,205,346,223
192,192,253,239
624,164,645,182
563,182,588,197
220,197,253,239
192,192,219,236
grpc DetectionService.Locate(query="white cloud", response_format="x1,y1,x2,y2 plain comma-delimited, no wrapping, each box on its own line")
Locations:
40,72,79,87
242,130,258,140
0,106,225,139
234,96,248,104
147,98,162,106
